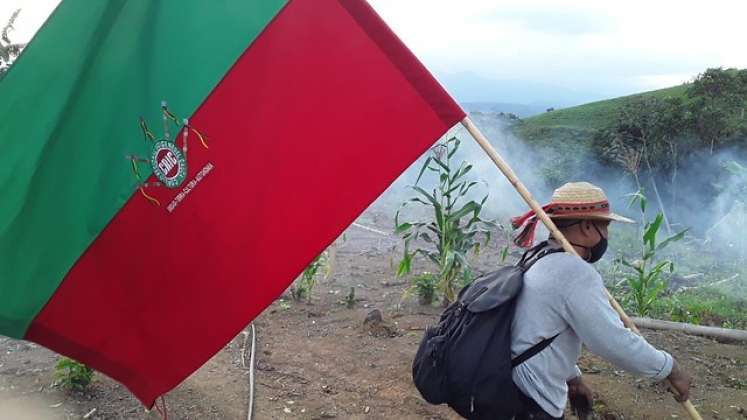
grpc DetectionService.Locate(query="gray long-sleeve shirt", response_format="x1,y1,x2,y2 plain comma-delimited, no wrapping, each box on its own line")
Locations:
511,251,673,417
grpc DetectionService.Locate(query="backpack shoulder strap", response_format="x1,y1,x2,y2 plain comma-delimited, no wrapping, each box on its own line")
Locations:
518,242,563,271
517,241,548,267
510,333,560,367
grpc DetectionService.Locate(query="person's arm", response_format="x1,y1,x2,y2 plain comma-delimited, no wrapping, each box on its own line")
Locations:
668,358,692,402
561,266,673,380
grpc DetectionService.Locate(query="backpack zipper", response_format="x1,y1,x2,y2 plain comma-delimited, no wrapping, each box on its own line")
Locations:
470,395,475,413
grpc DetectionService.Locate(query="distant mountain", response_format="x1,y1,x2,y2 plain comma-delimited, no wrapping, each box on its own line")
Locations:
435,71,608,108
460,101,546,118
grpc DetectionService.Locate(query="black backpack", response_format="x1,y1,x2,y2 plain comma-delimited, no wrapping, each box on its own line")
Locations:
412,242,562,419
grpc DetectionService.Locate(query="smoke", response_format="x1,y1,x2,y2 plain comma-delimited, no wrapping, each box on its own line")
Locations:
367,112,637,228
695,149,747,258
369,113,551,222
368,112,747,260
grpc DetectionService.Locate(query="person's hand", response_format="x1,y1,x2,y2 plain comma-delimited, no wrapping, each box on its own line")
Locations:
567,376,593,419
667,358,692,402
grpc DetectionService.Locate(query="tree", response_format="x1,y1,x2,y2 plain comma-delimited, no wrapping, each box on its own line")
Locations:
602,95,688,233
688,68,747,152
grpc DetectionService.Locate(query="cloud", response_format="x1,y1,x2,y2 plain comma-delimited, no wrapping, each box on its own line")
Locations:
3,1,747,101
369,0,747,96
486,7,613,36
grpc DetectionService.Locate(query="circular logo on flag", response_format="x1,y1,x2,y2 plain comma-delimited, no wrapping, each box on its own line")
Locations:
150,141,187,188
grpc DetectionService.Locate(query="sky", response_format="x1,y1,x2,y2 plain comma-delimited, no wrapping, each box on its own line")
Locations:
2,1,747,105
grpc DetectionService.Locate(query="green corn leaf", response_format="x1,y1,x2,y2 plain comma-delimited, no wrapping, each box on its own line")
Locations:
450,161,466,181
448,138,461,158
441,252,456,277
461,181,479,196
446,183,462,197
619,258,634,268
415,157,432,185
500,246,509,263
453,251,469,268
397,254,412,277
413,186,439,207
432,156,450,173
447,201,479,223
656,228,688,251
434,203,444,231
395,222,413,235
459,164,473,180
643,214,663,249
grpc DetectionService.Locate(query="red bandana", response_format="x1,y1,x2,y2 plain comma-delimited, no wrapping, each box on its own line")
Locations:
510,200,610,247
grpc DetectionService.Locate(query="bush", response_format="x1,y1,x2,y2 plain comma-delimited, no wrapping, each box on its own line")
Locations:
403,272,438,306
54,357,94,392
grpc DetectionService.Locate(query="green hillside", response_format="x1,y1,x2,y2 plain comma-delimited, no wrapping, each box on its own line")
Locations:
506,68,747,188
515,84,689,136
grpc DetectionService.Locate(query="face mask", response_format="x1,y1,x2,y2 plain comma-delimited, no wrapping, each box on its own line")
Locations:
572,223,607,263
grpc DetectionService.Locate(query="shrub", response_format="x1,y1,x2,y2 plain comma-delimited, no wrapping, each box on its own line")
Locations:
54,357,94,392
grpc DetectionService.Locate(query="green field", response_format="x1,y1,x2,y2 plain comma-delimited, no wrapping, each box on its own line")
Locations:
512,84,691,151
520,84,689,131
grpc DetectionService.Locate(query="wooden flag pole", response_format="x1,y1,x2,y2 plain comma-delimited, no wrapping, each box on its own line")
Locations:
461,116,702,420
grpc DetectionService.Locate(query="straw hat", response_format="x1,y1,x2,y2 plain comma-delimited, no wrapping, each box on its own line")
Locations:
545,182,634,223
511,182,633,247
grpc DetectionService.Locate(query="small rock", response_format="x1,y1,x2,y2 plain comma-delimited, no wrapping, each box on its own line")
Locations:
364,309,383,325
362,309,399,337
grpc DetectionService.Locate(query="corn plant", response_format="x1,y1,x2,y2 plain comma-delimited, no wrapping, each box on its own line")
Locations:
395,137,497,305
54,357,94,392
619,191,686,316
290,250,331,303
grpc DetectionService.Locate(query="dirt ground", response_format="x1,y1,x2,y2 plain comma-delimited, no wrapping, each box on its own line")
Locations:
1,209,746,419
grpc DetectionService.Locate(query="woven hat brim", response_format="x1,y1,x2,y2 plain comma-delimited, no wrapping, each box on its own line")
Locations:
550,212,635,224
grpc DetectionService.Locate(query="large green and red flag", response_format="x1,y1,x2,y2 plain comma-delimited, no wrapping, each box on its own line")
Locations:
0,0,463,406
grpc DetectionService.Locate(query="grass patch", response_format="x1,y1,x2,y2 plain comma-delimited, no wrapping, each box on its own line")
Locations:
602,223,747,329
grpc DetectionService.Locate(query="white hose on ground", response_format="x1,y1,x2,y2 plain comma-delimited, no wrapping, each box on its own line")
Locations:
246,323,256,420
351,222,390,236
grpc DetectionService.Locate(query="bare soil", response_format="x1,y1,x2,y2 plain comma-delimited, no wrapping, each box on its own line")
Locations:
1,210,746,419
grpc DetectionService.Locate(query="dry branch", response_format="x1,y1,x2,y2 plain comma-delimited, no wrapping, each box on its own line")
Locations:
633,317,747,342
